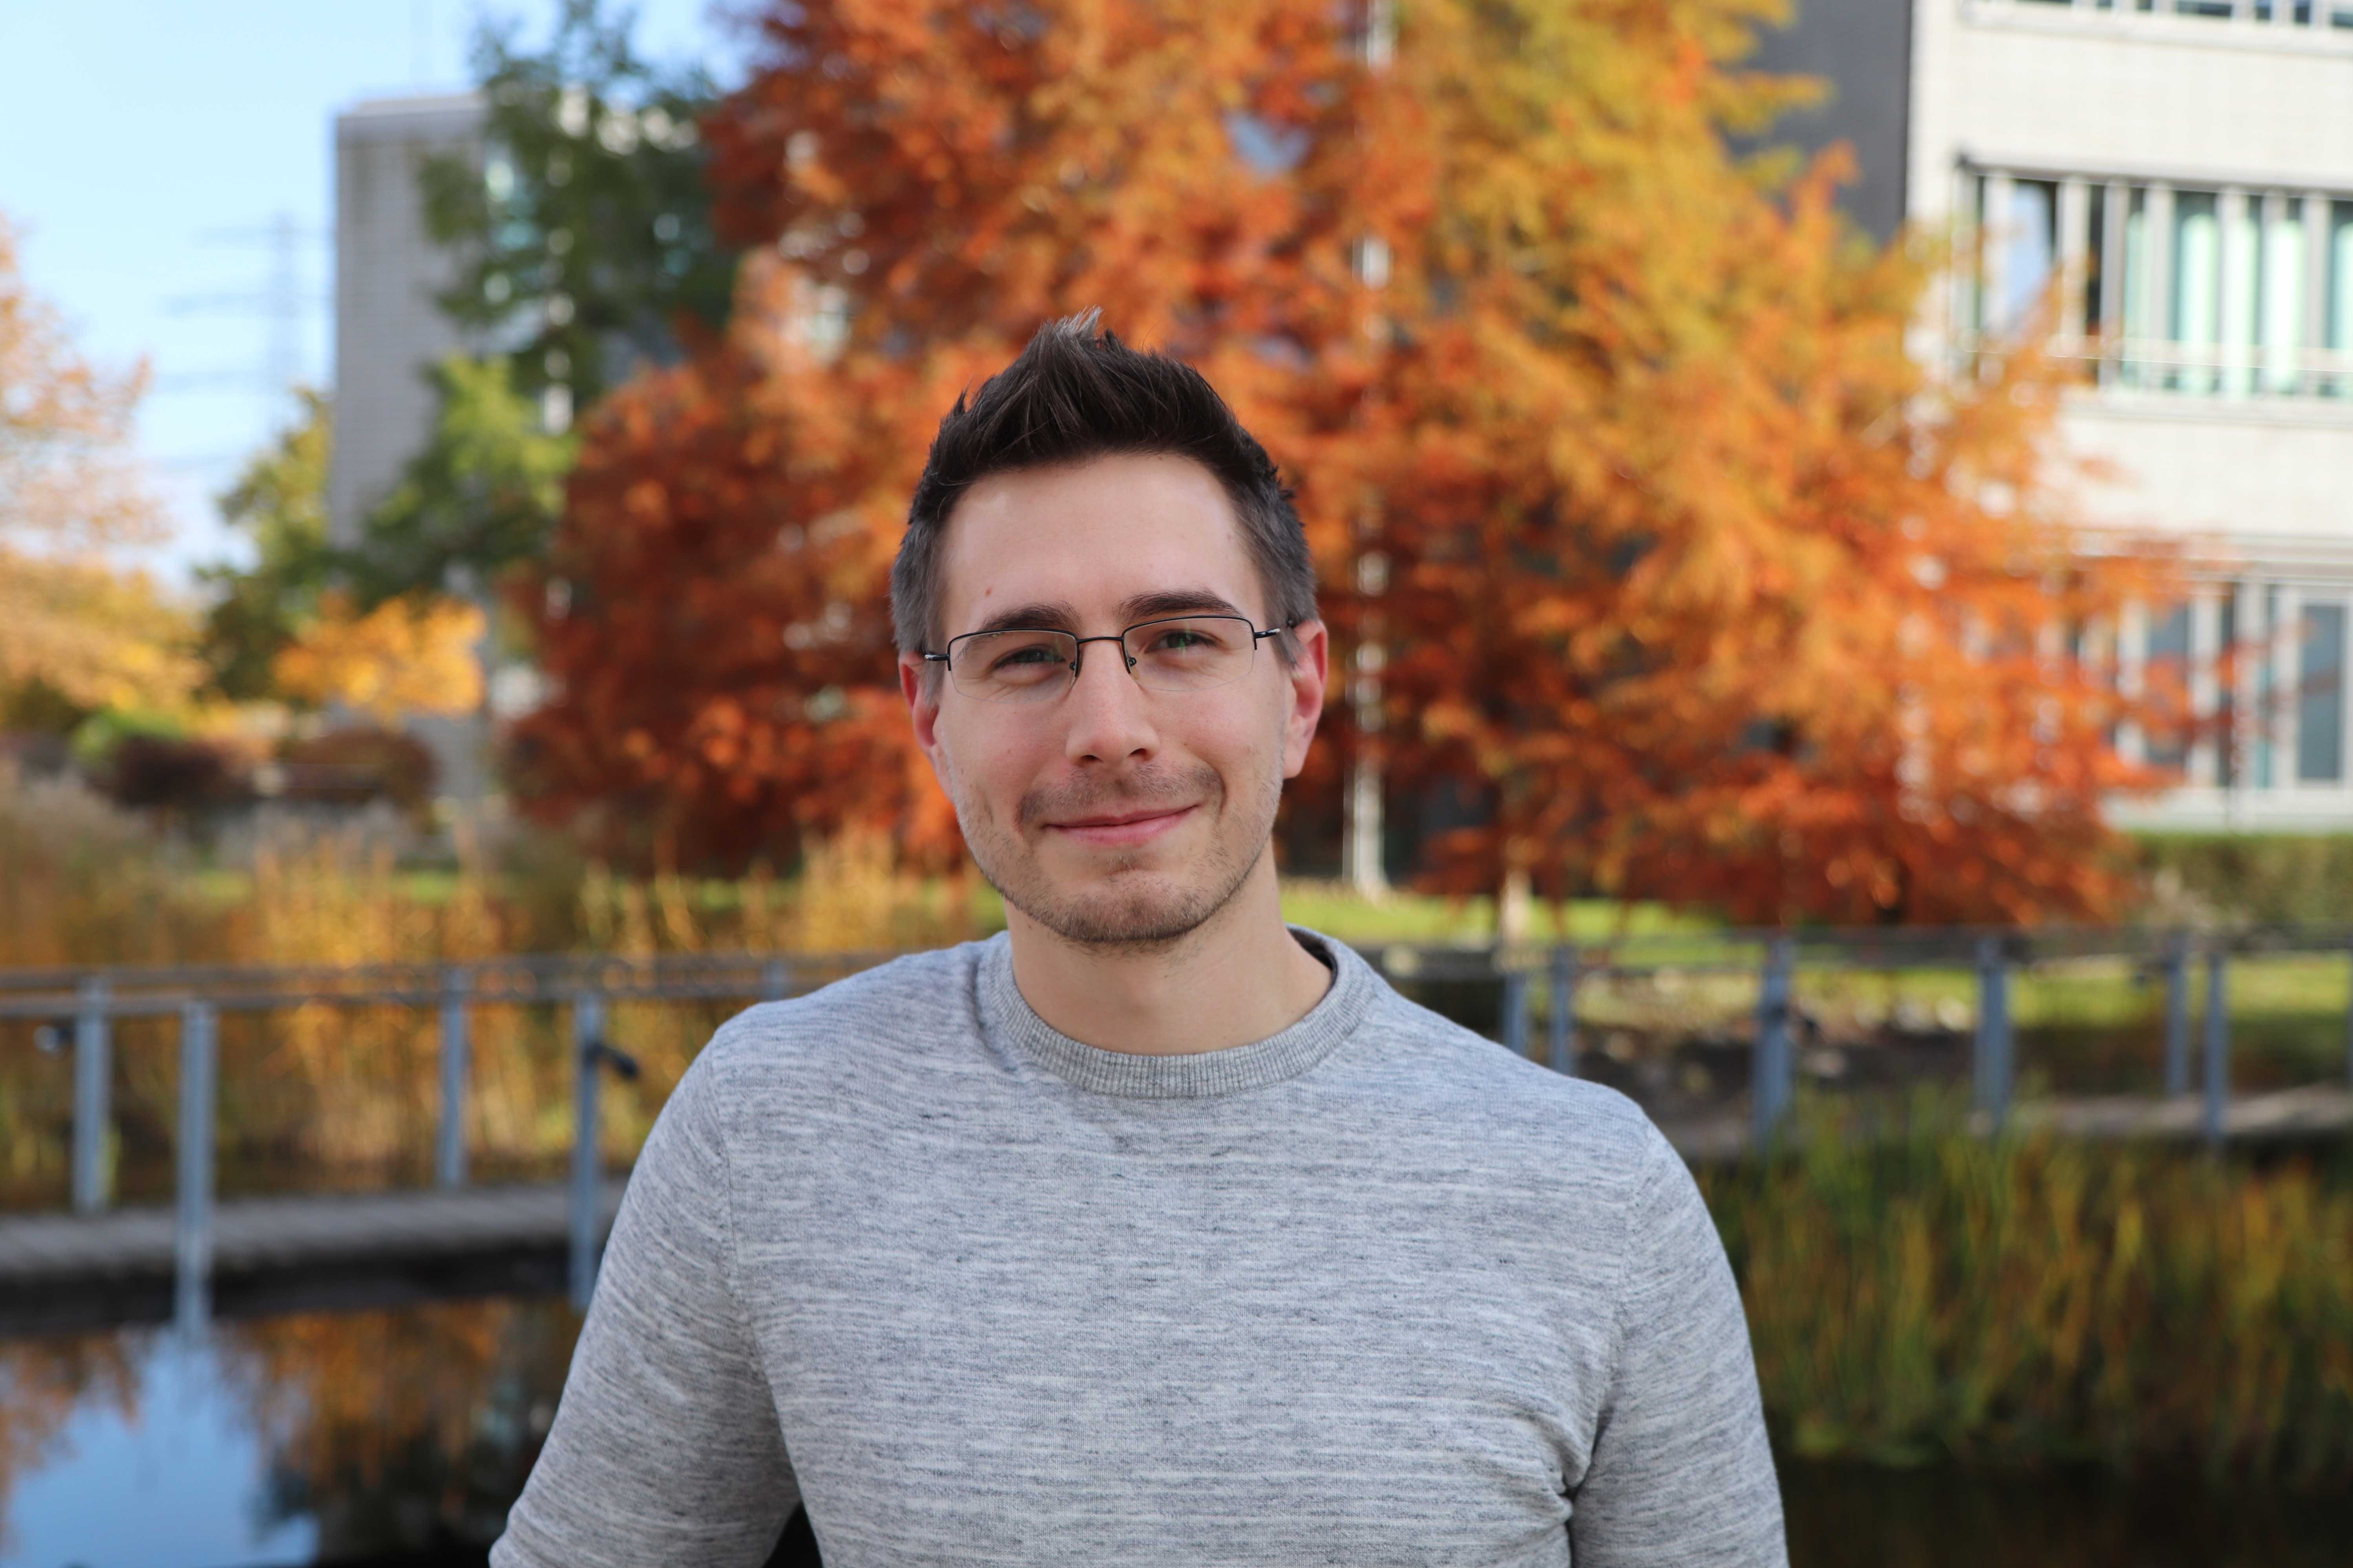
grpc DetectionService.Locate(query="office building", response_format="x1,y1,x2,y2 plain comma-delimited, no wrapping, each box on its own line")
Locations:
1765,0,2353,828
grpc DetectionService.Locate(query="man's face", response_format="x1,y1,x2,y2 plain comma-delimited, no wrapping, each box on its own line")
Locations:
900,452,1327,950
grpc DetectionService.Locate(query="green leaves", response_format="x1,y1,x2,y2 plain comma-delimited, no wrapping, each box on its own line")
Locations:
419,0,736,411
346,356,576,607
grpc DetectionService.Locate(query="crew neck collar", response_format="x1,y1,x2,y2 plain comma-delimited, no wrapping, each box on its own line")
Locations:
979,927,1374,1099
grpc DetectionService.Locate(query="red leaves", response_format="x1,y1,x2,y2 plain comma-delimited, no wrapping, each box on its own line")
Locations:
520,0,2168,916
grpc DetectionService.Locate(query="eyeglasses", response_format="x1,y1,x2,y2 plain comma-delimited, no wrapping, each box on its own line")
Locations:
922,614,1288,705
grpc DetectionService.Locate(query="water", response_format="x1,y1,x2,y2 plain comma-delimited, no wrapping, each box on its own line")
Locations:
2,1302,2347,1567
0,1339,315,1568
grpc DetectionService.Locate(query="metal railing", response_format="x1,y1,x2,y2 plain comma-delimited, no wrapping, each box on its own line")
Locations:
8,927,2353,1337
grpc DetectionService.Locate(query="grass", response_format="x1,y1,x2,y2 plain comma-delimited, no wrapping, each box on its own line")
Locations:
1704,1099,2353,1490
1276,881,1707,945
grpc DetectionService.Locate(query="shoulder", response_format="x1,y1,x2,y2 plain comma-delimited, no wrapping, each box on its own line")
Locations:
680,940,991,1105
1341,966,1664,1178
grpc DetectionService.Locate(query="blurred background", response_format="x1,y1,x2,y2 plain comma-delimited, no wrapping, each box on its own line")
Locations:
2,0,2351,1563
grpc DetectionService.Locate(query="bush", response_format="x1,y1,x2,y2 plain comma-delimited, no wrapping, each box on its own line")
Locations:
1703,1101,2353,1488
100,733,251,811
274,727,437,815
2133,833,2353,927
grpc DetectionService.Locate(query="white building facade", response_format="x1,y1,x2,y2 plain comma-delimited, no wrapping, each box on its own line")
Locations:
1766,0,2353,830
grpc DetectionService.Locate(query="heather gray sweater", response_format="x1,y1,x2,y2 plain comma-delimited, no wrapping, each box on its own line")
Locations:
492,930,1785,1567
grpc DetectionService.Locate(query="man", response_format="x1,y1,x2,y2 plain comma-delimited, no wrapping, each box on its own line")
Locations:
493,315,1785,1567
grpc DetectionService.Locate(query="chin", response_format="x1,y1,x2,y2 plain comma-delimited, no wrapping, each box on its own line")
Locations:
1025,870,1229,948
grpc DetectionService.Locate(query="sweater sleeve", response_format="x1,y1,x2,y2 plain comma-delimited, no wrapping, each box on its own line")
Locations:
1567,1123,1786,1568
491,1046,799,1568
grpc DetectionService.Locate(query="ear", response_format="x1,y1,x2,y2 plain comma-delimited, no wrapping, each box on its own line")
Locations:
901,652,945,766
1278,618,1329,781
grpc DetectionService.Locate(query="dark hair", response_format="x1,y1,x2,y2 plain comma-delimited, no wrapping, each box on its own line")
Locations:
892,311,1317,663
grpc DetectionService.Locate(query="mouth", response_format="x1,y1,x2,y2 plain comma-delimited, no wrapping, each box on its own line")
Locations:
1042,804,1198,848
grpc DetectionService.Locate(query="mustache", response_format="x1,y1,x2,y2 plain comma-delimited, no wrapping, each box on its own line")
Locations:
1018,761,1224,830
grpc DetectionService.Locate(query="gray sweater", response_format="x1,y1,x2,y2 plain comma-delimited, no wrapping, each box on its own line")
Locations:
492,930,1785,1567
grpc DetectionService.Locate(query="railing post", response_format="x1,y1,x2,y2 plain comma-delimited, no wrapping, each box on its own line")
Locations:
2202,945,2231,1151
175,1001,217,1339
2163,931,2191,1097
1973,936,2013,1131
71,978,111,1213
1752,937,1795,1146
1501,956,1531,1058
436,967,471,1190
570,991,606,1313
762,958,791,1003
1547,945,1579,1077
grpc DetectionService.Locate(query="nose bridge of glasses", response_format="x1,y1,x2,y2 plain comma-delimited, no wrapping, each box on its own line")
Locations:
1067,631,1138,678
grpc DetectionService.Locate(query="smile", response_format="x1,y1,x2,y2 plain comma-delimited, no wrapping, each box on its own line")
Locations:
1043,804,1198,848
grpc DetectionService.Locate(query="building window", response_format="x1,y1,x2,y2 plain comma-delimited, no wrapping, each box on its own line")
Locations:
2298,603,2346,784
2331,201,2353,396
2145,601,2192,773
2002,180,2058,331
1968,171,2353,402
2170,190,2221,393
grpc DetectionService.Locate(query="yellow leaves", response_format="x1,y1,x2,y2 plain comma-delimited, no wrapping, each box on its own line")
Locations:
270,590,485,721
0,214,163,556
0,547,201,713
0,209,197,720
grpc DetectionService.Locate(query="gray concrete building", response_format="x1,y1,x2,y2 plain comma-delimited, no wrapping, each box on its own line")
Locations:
330,92,483,547
330,92,491,814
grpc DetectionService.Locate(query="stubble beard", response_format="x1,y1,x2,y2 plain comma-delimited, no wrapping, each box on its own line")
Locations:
954,757,1281,955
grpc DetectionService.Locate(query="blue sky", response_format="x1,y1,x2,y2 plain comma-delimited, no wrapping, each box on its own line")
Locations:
0,0,728,585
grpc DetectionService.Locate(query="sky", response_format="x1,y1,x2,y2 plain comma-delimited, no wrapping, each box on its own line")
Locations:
0,0,730,587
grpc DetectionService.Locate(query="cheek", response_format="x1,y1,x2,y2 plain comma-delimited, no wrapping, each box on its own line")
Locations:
1187,696,1288,780
938,715,1041,812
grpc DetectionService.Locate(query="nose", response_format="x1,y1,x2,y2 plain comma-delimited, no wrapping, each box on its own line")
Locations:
1061,637,1158,766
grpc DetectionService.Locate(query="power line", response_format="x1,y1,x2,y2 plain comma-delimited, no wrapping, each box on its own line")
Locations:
155,212,327,420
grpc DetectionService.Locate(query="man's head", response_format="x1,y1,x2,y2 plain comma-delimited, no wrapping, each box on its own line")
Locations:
894,314,1327,952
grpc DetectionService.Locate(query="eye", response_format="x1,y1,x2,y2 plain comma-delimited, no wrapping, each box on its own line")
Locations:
993,643,1062,669
1145,624,1226,654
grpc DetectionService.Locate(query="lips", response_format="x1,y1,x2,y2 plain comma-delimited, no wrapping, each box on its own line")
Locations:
1043,803,1197,847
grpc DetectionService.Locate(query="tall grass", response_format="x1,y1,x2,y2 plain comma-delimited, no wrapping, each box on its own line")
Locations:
0,768,985,1203
1704,1100,2353,1489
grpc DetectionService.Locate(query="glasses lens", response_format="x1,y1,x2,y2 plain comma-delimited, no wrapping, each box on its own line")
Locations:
1124,616,1254,693
949,629,1076,702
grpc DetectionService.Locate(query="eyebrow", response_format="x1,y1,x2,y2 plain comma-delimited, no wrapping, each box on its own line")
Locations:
1120,588,1249,623
957,588,1253,640
966,601,1081,638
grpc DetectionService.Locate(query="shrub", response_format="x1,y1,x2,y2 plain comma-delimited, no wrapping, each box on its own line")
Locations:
1704,1101,2353,1488
275,726,437,815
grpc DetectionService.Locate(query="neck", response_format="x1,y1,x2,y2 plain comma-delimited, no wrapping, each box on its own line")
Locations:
1004,853,1332,1055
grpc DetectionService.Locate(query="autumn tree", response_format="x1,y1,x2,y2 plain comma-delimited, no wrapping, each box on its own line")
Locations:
1304,2,2164,925
510,263,957,864
197,387,334,702
0,214,198,723
514,0,1357,866
521,0,2163,918
195,383,488,722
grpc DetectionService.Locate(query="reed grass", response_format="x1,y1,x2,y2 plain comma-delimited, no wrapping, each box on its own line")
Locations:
0,767,988,1202
1703,1099,2353,1489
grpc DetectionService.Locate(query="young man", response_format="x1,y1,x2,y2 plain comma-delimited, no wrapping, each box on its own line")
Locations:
493,316,1786,1567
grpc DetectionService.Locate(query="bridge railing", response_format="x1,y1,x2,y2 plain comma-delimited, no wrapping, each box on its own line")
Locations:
6,927,2353,1336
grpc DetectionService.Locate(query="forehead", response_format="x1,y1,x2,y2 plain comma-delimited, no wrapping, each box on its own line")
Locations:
934,452,1261,633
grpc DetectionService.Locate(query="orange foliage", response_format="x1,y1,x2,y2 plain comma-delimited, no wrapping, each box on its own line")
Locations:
271,590,486,720
521,0,2166,917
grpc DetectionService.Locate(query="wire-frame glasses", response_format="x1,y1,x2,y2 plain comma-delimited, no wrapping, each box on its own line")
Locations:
923,615,1287,705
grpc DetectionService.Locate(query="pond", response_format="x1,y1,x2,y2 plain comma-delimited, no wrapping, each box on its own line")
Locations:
2,1302,2347,1567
